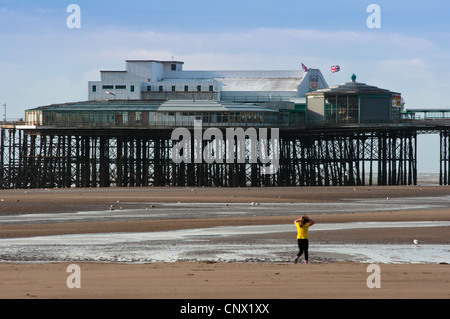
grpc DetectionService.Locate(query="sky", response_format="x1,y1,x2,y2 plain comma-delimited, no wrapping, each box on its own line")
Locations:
1,0,449,173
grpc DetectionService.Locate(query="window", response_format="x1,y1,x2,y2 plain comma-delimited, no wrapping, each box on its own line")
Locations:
235,112,241,123
159,86,163,92
98,113,107,124
171,64,177,71
92,85,97,93
197,85,202,92
123,112,129,125
172,85,176,92
135,112,142,124
131,85,135,93
83,113,94,123
108,113,114,124
102,85,113,90
184,85,189,92
115,85,126,89
209,85,214,92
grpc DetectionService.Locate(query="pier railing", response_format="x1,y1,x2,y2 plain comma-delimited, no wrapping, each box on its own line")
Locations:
7,118,450,131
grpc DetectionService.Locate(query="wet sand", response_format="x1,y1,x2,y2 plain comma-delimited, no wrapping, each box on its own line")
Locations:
0,185,449,299
1,185,450,215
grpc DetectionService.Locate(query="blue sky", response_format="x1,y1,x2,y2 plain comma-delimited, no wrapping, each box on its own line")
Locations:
1,0,450,172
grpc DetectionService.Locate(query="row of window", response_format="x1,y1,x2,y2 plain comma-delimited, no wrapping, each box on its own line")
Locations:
92,85,135,93
91,84,214,93
102,85,128,90
147,85,214,92
36,110,301,126
422,112,450,119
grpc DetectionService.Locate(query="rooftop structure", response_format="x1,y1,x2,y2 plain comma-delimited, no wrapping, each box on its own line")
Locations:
88,59,328,102
24,60,408,131
25,59,330,128
306,74,402,125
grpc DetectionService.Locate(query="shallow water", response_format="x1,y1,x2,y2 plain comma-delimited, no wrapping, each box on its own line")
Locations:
1,195,449,264
313,243,450,264
0,221,448,264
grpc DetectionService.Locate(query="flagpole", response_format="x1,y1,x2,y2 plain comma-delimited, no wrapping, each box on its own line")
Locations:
329,66,332,86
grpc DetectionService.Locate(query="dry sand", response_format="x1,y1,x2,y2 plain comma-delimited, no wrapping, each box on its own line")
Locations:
0,262,448,299
0,185,449,299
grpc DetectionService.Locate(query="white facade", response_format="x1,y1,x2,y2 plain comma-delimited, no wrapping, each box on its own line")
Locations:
88,59,328,102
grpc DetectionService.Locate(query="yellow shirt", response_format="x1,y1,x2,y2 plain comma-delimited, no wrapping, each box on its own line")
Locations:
296,222,310,239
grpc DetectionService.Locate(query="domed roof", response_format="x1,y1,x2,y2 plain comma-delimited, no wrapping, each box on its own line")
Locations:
307,74,399,96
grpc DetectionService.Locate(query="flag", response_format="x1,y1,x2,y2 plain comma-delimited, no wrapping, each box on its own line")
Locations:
331,65,340,73
301,63,308,72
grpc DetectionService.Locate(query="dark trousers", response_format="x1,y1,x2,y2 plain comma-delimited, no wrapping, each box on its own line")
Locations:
297,239,309,261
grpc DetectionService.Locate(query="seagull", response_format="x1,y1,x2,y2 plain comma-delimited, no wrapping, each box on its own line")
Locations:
413,239,423,245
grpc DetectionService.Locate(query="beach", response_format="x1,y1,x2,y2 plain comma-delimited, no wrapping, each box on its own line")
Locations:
0,185,449,299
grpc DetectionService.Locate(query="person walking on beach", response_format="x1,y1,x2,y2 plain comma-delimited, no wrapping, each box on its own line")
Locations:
294,215,315,264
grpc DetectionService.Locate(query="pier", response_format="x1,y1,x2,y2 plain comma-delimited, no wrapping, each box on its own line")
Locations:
1,120,449,189
2,60,449,189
